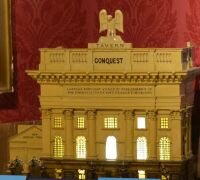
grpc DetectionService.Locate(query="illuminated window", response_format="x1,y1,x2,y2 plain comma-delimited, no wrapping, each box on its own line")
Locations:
77,117,85,128
78,169,86,180
53,136,64,158
137,137,147,160
138,170,146,179
159,137,170,160
104,117,118,128
137,117,146,129
161,175,168,180
160,117,169,129
54,117,62,128
76,136,86,158
106,136,117,160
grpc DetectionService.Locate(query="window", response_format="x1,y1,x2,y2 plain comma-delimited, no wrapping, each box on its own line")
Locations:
77,117,85,128
53,136,64,158
78,169,86,180
160,117,169,129
161,175,168,180
137,117,146,129
54,117,62,128
159,137,170,160
137,137,147,160
138,170,146,179
76,136,86,158
106,136,117,160
104,117,118,128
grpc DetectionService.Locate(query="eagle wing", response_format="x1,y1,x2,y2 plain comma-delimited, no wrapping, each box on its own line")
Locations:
114,10,123,33
99,9,108,32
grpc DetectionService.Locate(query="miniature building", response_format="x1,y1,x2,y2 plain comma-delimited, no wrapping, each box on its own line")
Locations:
27,10,200,180
9,125,42,172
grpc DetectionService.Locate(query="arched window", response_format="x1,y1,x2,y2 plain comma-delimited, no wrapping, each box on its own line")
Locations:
53,136,64,158
159,137,170,160
137,137,147,160
106,136,117,160
76,136,86,158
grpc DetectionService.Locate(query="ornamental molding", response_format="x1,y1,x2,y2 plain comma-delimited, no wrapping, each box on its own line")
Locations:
27,71,187,85
87,110,96,119
170,110,182,120
124,110,133,120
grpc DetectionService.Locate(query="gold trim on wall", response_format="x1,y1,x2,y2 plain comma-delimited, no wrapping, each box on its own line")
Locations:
0,0,12,92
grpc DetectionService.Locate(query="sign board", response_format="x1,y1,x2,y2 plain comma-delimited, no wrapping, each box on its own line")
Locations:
0,175,27,180
99,178,160,180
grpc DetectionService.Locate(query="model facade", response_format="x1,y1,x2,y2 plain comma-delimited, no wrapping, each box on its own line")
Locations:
27,9,199,180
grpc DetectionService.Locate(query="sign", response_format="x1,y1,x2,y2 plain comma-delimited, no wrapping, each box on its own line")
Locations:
99,178,160,180
0,175,27,180
65,86,154,97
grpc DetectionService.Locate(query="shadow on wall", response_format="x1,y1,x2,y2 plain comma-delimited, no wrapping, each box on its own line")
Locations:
192,75,200,155
0,123,17,173
191,75,200,178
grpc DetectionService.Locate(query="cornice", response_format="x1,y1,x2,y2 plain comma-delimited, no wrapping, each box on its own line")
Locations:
27,71,187,85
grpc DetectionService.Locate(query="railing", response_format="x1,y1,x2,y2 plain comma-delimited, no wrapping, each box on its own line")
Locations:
39,47,193,73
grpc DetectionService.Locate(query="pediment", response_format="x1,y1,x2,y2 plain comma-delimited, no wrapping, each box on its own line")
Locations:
10,125,42,142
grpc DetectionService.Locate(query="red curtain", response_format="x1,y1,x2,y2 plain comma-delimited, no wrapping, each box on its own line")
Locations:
0,0,200,122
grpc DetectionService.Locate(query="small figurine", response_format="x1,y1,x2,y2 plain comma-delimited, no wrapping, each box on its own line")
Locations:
28,156,42,177
8,156,24,175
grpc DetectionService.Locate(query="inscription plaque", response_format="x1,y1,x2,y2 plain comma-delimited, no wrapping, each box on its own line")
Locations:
65,86,153,97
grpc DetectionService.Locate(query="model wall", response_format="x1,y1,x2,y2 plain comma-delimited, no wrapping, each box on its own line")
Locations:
0,0,200,122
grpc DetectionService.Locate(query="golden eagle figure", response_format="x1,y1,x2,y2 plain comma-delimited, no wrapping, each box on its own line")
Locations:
99,9,123,37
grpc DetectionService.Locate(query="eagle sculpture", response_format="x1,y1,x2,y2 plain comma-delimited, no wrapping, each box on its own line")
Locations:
99,9,123,37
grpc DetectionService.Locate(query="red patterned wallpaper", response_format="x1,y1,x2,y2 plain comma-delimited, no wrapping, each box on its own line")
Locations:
0,0,200,123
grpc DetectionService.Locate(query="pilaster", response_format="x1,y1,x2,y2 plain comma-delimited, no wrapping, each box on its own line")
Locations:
171,111,182,160
147,110,157,160
87,109,96,159
124,110,134,160
64,109,74,159
186,107,192,157
41,109,51,157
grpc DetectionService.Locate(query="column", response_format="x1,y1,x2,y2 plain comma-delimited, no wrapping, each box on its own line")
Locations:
64,109,74,159
41,109,51,157
147,110,157,160
125,110,134,160
186,108,192,157
87,109,96,159
171,111,182,160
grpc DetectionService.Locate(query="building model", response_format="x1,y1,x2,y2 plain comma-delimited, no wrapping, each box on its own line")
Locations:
26,9,200,179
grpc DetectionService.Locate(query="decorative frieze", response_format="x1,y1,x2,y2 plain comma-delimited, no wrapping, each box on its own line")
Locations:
28,71,187,85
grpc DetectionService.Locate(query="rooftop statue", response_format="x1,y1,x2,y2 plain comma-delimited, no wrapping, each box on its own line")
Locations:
98,9,124,43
